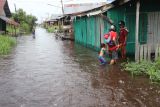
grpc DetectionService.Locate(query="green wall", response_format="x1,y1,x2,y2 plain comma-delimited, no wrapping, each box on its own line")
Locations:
73,0,160,55
106,1,149,55
73,16,103,51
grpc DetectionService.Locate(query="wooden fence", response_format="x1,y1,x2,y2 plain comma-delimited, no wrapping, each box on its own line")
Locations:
137,44,160,61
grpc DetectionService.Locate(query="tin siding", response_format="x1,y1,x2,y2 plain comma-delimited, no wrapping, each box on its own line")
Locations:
148,12,160,52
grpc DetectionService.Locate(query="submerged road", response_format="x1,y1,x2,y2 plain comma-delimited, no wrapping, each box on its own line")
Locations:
0,27,159,107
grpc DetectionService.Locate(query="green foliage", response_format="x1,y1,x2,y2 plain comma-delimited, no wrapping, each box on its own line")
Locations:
0,35,16,55
123,59,160,83
21,22,30,33
12,9,26,23
7,25,20,34
12,9,37,33
47,26,59,33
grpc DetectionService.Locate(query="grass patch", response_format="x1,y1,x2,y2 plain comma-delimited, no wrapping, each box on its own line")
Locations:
122,58,160,83
0,35,16,55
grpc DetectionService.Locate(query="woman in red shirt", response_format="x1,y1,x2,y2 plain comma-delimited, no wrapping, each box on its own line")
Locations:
104,25,119,64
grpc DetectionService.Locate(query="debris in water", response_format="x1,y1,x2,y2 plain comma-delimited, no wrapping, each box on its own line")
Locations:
119,80,124,84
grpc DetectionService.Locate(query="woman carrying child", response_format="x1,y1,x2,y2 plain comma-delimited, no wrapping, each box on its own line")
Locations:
104,25,119,65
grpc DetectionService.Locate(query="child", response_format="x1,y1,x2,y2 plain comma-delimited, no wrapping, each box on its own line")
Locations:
98,43,107,65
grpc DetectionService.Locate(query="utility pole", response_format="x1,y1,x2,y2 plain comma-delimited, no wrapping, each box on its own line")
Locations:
14,3,17,12
14,3,17,36
135,0,140,61
60,0,64,35
60,0,64,15
47,1,65,33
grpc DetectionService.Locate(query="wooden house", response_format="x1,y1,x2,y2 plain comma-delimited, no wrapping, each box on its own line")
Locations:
0,0,19,35
72,0,160,61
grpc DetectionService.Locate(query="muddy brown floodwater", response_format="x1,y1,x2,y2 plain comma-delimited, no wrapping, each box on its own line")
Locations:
0,27,160,107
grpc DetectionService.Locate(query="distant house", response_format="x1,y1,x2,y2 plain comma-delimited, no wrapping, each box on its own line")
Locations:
46,15,73,40
0,0,19,35
44,15,64,28
45,15,61,26
71,0,160,61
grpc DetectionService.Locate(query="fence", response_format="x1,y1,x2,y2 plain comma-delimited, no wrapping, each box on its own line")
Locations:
137,44,160,61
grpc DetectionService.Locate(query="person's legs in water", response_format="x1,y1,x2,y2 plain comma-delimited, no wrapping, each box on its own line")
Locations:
110,51,118,65
121,45,126,59
98,56,107,65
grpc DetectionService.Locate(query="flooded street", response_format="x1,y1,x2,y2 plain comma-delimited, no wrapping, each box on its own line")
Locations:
0,27,160,107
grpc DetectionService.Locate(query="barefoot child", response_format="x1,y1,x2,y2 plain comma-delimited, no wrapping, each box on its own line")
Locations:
98,43,107,65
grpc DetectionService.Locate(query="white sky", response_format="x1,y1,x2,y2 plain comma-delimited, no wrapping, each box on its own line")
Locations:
8,0,106,23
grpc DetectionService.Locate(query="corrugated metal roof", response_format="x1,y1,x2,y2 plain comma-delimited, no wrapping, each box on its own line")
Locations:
0,16,19,26
64,2,107,15
0,0,11,17
70,3,113,17
4,0,11,17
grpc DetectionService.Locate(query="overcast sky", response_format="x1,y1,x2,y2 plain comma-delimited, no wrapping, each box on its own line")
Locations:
8,0,106,23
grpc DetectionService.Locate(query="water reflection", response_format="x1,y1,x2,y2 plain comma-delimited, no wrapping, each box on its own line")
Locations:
0,27,159,107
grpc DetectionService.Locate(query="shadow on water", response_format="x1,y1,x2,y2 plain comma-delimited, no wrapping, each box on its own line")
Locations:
0,27,159,107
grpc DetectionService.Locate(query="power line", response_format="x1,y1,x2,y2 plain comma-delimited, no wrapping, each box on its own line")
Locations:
47,4,62,8
8,0,73,3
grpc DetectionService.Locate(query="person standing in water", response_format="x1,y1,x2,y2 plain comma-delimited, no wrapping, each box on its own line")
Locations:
104,25,119,65
32,28,35,39
118,21,129,59
98,43,107,65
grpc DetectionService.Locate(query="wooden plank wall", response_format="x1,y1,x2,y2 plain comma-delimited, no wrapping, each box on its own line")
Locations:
138,44,160,61
137,12,160,61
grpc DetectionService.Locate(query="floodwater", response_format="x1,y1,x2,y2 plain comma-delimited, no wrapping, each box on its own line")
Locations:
0,27,160,107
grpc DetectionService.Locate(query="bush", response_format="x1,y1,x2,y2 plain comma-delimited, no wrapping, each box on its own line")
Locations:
0,35,16,55
47,26,59,33
21,22,30,33
122,59,160,83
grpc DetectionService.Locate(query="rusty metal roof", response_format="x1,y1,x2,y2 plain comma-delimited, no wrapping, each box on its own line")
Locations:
4,0,11,17
0,0,11,17
0,0,6,15
0,16,19,26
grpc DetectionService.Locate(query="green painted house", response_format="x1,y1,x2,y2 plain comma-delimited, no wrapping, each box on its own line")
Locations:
73,0,160,60
73,7,110,51
107,0,160,58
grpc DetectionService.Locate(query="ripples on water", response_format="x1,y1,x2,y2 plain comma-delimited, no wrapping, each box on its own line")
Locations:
0,28,159,107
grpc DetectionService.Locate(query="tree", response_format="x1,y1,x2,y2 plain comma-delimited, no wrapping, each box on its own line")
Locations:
12,9,37,33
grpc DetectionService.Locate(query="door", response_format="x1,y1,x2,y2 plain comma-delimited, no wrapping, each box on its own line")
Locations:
147,12,160,52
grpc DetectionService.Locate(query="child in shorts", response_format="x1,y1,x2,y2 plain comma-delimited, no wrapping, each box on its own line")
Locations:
98,43,107,65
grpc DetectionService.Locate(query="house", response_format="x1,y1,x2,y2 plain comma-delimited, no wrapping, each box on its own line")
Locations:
106,0,160,60
46,15,73,40
0,0,19,35
72,3,113,51
45,15,63,27
72,0,160,61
